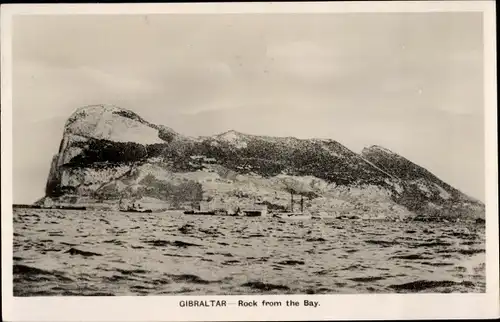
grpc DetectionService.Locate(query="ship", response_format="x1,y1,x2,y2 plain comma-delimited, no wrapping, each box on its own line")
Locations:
183,199,268,217
118,199,152,213
272,192,312,220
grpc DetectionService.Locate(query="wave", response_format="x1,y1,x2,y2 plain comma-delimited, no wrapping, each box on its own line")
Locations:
13,209,486,295
143,239,202,248
389,280,475,292
241,281,290,291
65,247,102,257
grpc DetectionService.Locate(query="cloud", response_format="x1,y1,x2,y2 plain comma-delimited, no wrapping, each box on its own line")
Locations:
74,65,163,94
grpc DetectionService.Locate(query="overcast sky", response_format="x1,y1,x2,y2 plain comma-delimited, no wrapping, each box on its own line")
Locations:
12,13,485,204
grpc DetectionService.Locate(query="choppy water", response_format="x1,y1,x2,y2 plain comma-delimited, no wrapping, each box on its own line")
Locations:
13,209,485,296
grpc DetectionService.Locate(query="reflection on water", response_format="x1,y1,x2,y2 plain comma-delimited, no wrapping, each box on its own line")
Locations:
13,209,485,296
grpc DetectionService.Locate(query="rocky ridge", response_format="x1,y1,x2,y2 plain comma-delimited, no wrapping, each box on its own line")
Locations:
38,105,485,221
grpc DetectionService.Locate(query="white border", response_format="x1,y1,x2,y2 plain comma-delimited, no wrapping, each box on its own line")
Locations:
1,2,498,321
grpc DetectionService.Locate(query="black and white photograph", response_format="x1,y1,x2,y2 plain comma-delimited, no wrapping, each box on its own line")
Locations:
1,1,499,321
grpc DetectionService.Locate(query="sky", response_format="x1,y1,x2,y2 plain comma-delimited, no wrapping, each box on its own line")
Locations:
11,12,485,203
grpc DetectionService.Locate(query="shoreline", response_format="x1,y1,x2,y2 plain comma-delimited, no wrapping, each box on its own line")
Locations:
12,206,486,224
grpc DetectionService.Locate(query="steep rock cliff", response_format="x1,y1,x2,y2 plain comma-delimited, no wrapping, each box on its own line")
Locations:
38,105,485,221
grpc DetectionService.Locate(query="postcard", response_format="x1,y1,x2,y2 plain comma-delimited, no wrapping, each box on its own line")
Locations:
1,1,498,321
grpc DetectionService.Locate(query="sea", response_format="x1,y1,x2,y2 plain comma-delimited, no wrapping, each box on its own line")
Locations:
12,208,486,296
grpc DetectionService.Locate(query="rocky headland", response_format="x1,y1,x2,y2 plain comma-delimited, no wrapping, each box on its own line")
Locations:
36,104,485,221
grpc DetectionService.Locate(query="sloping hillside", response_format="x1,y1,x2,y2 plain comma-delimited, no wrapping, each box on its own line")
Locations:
38,104,484,221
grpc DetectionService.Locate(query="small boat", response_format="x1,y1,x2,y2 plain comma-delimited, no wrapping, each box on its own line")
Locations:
183,210,216,215
57,205,87,210
120,208,152,213
118,200,151,213
273,213,312,220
